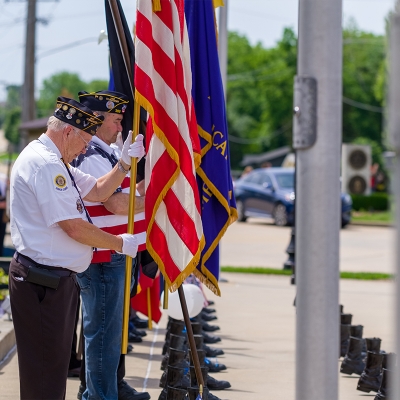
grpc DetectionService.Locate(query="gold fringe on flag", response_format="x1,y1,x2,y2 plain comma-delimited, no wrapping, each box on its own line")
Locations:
152,0,161,12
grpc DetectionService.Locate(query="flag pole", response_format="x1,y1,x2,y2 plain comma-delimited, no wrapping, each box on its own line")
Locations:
163,281,169,309
107,0,139,355
178,285,205,392
146,288,153,330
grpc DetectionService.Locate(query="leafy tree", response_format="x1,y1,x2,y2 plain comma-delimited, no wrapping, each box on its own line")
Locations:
86,79,109,93
4,107,21,145
342,23,385,145
36,72,85,117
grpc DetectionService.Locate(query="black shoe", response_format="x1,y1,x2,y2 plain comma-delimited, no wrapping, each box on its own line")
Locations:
205,358,227,372
130,326,147,337
207,374,231,390
201,322,220,332
128,332,143,343
203,344,224,357
207,300,215,306
202,307,216,314
77,384,85,400
201,312,217,321
131,316,149,329
118,380,150,400
202,332,221,344
127,344,133,353
68,366,81,378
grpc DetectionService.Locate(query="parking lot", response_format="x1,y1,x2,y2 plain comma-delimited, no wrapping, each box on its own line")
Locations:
220,218,394,274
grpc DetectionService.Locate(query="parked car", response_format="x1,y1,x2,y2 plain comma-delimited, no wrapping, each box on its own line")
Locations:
233,167,352,227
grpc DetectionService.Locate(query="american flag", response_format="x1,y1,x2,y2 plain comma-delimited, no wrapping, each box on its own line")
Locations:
135,0,204,292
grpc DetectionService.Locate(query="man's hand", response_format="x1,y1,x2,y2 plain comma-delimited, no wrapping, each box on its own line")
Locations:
121,131,145,165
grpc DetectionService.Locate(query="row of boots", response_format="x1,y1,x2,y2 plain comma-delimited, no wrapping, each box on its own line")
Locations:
339,309,396,399
159,305,230,399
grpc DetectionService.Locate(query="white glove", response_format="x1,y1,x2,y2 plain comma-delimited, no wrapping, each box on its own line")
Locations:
118,233,138,258
121,131,145,165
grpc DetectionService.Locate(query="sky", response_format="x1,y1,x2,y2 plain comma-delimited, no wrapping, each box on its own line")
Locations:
0,0,396,103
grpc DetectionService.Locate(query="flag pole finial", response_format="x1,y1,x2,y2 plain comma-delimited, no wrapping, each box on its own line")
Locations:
152,0,161,12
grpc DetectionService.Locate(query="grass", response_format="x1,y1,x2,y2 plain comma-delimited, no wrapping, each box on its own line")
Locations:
221,266,393,281
351,210,392,224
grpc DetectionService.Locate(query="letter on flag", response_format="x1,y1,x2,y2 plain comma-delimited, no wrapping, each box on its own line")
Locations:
185,0,238,295
135,0,205,292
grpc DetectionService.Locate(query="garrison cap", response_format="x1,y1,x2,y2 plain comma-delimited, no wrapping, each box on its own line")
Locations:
78,90,129,114
54,97,104,135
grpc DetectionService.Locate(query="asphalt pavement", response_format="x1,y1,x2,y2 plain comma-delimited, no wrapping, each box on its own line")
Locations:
0,220,396,399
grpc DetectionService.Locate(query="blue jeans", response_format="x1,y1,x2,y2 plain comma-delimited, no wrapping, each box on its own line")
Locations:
77,254,136,400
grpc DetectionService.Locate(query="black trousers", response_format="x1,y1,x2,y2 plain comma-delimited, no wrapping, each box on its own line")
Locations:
9,258,79,400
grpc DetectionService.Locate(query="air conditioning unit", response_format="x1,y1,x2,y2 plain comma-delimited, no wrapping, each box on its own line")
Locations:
341,144,371,195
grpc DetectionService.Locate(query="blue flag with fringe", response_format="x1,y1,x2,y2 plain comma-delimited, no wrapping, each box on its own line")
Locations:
185,0,237,296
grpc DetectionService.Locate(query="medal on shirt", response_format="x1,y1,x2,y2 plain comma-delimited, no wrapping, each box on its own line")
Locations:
76,199,84,214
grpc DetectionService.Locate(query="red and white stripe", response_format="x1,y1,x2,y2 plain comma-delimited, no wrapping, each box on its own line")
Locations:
86,177,146,263
135,0,204,290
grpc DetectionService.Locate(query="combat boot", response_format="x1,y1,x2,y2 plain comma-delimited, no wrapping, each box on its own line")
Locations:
382,352,396,370
357,351,384,393
341,313,352,325
189,366,208,387
166,365,190,390
161,334,187,370
340,336,365,375
166,386,187,400
366,337,382,354
340,324,351,358
160,348,189,388
188,349,206,367
375,367,392,400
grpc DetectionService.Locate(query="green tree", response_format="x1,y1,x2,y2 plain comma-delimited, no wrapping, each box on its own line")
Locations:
342,23,385,145
36,72,85,117
4,107,21,145
86,79,109,93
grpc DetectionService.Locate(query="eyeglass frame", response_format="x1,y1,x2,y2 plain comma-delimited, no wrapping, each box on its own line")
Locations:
74,129,91,151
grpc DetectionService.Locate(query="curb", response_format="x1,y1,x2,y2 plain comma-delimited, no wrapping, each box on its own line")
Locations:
349,221,392,228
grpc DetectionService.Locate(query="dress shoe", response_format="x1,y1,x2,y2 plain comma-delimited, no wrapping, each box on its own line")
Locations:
201,322,220,332
131,316,149,329
127,344,133,353
207,300,215,306
77,384,85,400
118,380,150,400
202,307,216,314
202,332,221,344
67,366,81,378
207,374,231,390
201,312,217,322
128,332,143,343
130,326,147,337
205,358,227,372
203,344,224,357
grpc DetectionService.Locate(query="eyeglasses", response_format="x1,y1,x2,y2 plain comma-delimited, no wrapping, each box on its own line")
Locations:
75,130,90,151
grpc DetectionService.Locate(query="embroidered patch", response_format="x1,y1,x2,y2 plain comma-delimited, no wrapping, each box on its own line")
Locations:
54,174,68,191
76,199,84,214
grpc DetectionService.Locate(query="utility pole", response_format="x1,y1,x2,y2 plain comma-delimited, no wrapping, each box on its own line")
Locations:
20,0,37,150
388,2,400,398
217,0,228,100
294,1,342,400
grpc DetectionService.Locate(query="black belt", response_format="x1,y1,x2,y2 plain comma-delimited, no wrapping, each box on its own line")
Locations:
13,252,75,277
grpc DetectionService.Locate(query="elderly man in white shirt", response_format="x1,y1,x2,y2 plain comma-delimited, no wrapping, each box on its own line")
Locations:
8,96,144,400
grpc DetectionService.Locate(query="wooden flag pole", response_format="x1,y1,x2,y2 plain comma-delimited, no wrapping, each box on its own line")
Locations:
146,288,153,330
108,0,139,354
178,285,205,393
163,281,169,309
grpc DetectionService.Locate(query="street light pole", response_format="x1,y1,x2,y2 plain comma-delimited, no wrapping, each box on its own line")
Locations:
295,0,342,399
388,5,400,398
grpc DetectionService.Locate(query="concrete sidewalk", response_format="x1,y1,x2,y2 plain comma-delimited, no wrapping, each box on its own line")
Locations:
0,273,394,400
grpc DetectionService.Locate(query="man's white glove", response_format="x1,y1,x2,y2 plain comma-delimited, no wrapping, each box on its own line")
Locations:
118,233,138,258
121,131,145,165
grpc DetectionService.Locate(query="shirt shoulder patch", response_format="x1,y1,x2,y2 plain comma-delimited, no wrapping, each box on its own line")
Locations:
54,174,68,191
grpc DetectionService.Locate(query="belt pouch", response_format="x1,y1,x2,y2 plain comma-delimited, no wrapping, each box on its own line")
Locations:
25,265,60,290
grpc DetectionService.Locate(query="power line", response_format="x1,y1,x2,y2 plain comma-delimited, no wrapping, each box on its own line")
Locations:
342,96,384,113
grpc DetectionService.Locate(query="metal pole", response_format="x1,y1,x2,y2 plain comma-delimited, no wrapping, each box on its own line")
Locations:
295,0,342,399
217,0,228,100
388,9,400,399
21,0,37,150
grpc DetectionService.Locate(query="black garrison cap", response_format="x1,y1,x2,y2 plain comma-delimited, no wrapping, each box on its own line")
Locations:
78,90,129,114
